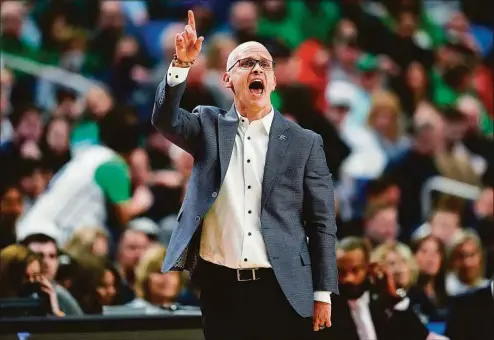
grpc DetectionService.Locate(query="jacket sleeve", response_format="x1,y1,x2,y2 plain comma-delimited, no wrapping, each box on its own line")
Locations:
303,133,339,294
151,76,202,155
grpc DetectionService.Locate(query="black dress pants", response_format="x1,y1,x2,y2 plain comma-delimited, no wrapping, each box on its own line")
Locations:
196,260,315,340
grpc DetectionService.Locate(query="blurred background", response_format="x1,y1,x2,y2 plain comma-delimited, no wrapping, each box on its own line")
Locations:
0,0,492,338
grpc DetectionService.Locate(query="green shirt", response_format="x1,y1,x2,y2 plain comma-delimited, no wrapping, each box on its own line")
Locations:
94,158,131,204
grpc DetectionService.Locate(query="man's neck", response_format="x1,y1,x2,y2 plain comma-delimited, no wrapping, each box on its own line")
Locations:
234,100,272,121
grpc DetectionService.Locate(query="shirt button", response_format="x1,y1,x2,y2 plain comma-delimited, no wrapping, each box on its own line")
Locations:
194,216,201,222
247,136,251,140
212,192,217,198
247,159,251,163
241,119,245,122
247,185,251,189
244,258,248,262
248,232,252,236
248,210,252,214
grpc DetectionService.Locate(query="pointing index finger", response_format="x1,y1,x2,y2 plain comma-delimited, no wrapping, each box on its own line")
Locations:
188,10,196,32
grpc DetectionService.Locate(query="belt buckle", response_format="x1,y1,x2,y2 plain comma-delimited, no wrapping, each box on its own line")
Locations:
236,268,258,282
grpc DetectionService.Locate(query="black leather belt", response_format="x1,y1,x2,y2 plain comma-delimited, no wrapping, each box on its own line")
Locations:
201,260,273,282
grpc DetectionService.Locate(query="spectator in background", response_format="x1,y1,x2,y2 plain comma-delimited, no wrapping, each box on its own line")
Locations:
86,1,127,70
446,230,489,296
16,158,47,216
396,61,431,117
40,117,71,174
20,232,83,315
0,105,43,164
64,226,110,260
203,34,236,110
413,202,464,249
0,182,23,250
366,90,410,160
0,68,14,145
227,1,260,44
128,246,185,313
329,20,362,85
95,261,122,309
0,244,63,317
371,242,418,291
17,109,153,245
325,236,434,340
473,185,494,277
116,229,151,297
385,122,442,238
434,107,481,185
409,235,449,322
128,217,160,245
363,202,399,249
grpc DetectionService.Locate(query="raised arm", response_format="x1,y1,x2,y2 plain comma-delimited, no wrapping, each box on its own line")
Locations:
151,10,205,155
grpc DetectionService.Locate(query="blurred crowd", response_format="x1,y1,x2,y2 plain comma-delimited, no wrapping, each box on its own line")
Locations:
0,0,492,334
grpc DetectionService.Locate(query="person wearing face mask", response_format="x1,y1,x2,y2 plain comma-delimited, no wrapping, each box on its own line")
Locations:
152,10,338,340
324,237,444,340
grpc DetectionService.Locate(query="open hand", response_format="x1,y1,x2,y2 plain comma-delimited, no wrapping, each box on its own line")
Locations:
175,10,204,63
313,301,332,331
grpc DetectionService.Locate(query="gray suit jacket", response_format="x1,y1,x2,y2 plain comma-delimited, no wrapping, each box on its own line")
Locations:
152,80,339,317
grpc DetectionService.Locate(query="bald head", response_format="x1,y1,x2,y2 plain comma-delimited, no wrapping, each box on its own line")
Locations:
226,41,271,71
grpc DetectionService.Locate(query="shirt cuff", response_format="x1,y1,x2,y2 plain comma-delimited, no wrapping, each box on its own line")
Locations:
393,297,410,311
314,291,331,304
166,62,190,87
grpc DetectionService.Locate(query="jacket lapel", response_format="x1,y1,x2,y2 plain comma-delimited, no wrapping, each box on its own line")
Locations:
261,110,291,210
218,105,239,185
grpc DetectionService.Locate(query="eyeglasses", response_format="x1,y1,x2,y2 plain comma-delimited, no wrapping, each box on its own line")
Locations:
227,58,276,72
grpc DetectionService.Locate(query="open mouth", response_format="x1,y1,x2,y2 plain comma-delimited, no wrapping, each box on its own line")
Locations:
249,79,264,96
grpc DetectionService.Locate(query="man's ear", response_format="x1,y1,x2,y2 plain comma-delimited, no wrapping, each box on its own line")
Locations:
223,72,232,88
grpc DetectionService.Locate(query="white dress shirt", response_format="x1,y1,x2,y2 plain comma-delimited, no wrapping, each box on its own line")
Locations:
166,63,331,303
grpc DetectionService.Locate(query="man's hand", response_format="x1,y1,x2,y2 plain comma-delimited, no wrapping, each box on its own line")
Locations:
313,301,331,331
175,10,204,63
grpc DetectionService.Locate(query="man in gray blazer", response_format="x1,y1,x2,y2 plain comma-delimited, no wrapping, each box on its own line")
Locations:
152,10,338,340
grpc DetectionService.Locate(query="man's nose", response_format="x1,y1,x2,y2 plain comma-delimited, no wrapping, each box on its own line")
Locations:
252,62,263,73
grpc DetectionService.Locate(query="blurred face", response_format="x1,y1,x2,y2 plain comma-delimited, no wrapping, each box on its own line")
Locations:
224,43,276,114
25,260,42,284
16,110,43,144
274,57,300,86
430,211,460,245
360,71,380,92
46,119,70,154
28,241,58,281
118,231,150,270
99,1,124,30
0,187,23,223
371,108,395,135
20,169,46,198
338,249,369,300
92,235,109,258
231,1,258,35
147,271,181,304
0,9,23,37
365,208,398,245
398,12,417,38
385,251,412,289
334,43,360,67
96,270,117,306
407,62,426,91
453,240,482,285
415,238,442,276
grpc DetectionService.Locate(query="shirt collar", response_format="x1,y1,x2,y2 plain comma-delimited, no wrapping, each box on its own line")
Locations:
236,107,275,134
